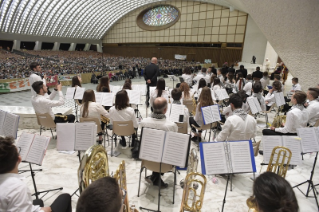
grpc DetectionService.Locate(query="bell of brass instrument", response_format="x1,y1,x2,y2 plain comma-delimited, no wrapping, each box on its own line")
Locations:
78,144,109,193
246,196,258,212
113,160,138,212
180,148,198,188
55,114,68,121
179,172,207,212
100,114,110,124
267,146,292,178
271,115,286,128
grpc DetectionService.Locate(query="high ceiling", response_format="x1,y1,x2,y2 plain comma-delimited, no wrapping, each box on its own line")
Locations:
0,0,245,40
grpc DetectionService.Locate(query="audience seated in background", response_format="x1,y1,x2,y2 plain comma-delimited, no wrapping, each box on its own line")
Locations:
251,172,299,212
76,177,123,212
0,137,72,212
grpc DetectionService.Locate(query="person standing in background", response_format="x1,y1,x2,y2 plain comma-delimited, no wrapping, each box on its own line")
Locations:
144,57,159,107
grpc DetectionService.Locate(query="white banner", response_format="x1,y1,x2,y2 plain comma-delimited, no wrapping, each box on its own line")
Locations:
174,54,187,60
0,78,31,93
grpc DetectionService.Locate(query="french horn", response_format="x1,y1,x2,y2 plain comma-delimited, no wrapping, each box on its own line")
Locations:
180,172,207,212
78,144,109,193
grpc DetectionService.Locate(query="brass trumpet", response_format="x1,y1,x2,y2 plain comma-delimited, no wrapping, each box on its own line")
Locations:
180,172,207,212
78,144,109,193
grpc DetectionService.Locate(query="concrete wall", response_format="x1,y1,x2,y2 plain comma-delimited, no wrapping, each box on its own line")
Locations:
239,0,319,89
263,41,278,69
242,15,267,64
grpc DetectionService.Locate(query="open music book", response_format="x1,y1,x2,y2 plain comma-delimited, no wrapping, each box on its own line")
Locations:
169,104,185,123
126,90,141,104
167,75,179,81
132,84,146,96
297,127,319,153
247,97,263,114
200,140,256,175
16,132,50,165
74,87,85,100
274,92,285,106
94,92,114,106
262,136,302,165
201,105,221,125
65,87,76,100
110,85,122,94
0,110,19,138
138,128,191,168
215,89,229,100
56,122,97,151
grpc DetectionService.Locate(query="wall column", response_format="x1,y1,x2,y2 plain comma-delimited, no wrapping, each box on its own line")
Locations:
96,44,102,53
68,43,76,51
263,41,278,70
83,43,91,51
12,40,21,50
52,42,60,51
34,41,42,50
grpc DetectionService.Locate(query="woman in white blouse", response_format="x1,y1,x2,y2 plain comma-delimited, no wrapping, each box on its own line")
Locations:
180,82,194,100
181,67,193,87
212,78,222,101
80,89,109,144
150,78,169,109
265,81,282,111
109,90,138,148
196,78,207,99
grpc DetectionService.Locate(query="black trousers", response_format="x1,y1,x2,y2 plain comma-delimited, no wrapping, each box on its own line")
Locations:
189,117,202,133
54,114,75,123
33,193,72,212
151,172,164,185
120,133,137,147
146,84,150,107
262,129,297,136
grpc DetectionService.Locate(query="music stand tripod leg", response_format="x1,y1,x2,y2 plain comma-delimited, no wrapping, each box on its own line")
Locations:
221,175,230,212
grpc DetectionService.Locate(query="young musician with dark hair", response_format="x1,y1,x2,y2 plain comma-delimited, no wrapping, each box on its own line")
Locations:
263,91,308,136
216,93,256,141
243,74,253,96
260,71,269,96
72,75,82,103
181,67,193,87
171,88,189,125
149,78,168,109
189,87,214,142
305,88,319,126
80,89,109,144
179,82,194,100
252,172,299,212
109,90,138,148
235,73,245,91
197,78,207,98
264,81,282,111
0,137,72,212
122,82,132,90
29,62,47,97
31,81,75,123
76,177,123,212
252,81,266,111
290,77,301,93
238,90,250,112
140,97,178,188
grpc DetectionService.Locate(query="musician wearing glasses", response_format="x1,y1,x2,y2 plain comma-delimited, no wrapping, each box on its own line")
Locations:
0,137,72,212
76,176,124,212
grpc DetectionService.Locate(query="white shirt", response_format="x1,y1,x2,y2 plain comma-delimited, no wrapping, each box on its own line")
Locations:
31,90,64,119
275,107,308,134
260,77,269,90
181,74,193,86
182,90,194,101
291,83,302,92
194,104,204,126
251,93,267,111
204,74,211,84
265,91,279,106
306,100,319,126
213,85,222,100
109,106,138,128
149,89,169,108
140,117,178,132
0,173,42,212
222,106,233,119
243,81,252,96
242,101,250,112
80,101,109,122
216,113,257,141
236,79,245,91
217,74,224,83
29,74,46,97
193,73,205,83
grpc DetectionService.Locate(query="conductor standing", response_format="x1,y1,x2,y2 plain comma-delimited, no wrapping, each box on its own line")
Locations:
144,57,159,107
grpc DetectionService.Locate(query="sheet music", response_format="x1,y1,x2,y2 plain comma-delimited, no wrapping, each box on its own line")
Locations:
101,93,114,106
262,136,282,163
140,85,147,96
127,90,141,104
56,123,76,151
74,123,96,151
25,135,50,165
282,136,302,165
279,92,285,105
211,105,221,122
314,127,319,142
215,89,229,100
162,131,189,167
111,85,121,94
3,112,19,138
74,87,85,100
94,92,103,105
16,132,35,161
297,128,319,153
247,97,258,114
139,128,166,163
274,92,285,106
0,110,6,135
169,104,185,123
165,104,171,119
220,89,229,99
65,87,76,100
202,142,228,175
201,106,213,124
229,141,253,173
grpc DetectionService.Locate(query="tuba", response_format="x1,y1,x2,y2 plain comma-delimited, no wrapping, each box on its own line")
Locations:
113,160,138,212
180,148,198,188
179,172,207,212
271,115,286,128
266,146,292,178
78,144,109,193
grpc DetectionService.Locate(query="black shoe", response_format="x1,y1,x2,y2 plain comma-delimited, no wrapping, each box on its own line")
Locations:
259,150,263,155
145,176,153,184
120,139,127,147
97,140,102,145
153,181,168,189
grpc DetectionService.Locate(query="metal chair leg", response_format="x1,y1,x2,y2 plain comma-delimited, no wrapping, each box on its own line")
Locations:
50,128,54,138
173,169,176,204
40,126,42,135
138,167,144,197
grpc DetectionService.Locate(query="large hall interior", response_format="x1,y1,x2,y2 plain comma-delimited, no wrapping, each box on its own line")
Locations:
0,0,319,212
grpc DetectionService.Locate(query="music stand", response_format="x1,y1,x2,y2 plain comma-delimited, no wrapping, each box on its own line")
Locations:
134,104,143,120
71,150,82,197
167,75,178,88
293,152,319,209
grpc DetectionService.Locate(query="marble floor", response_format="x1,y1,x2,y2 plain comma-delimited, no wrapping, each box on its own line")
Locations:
1,63,318,212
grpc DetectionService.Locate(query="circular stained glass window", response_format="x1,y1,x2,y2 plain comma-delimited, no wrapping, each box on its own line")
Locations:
142,5,179,27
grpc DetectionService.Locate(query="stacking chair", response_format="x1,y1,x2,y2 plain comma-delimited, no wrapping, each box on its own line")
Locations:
111,120,135,157
314,119,319,127
80,117,108,147
191,123,215,142
176,122,188,134
183,99,195,116
137,160,176,209
36,113,56,138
